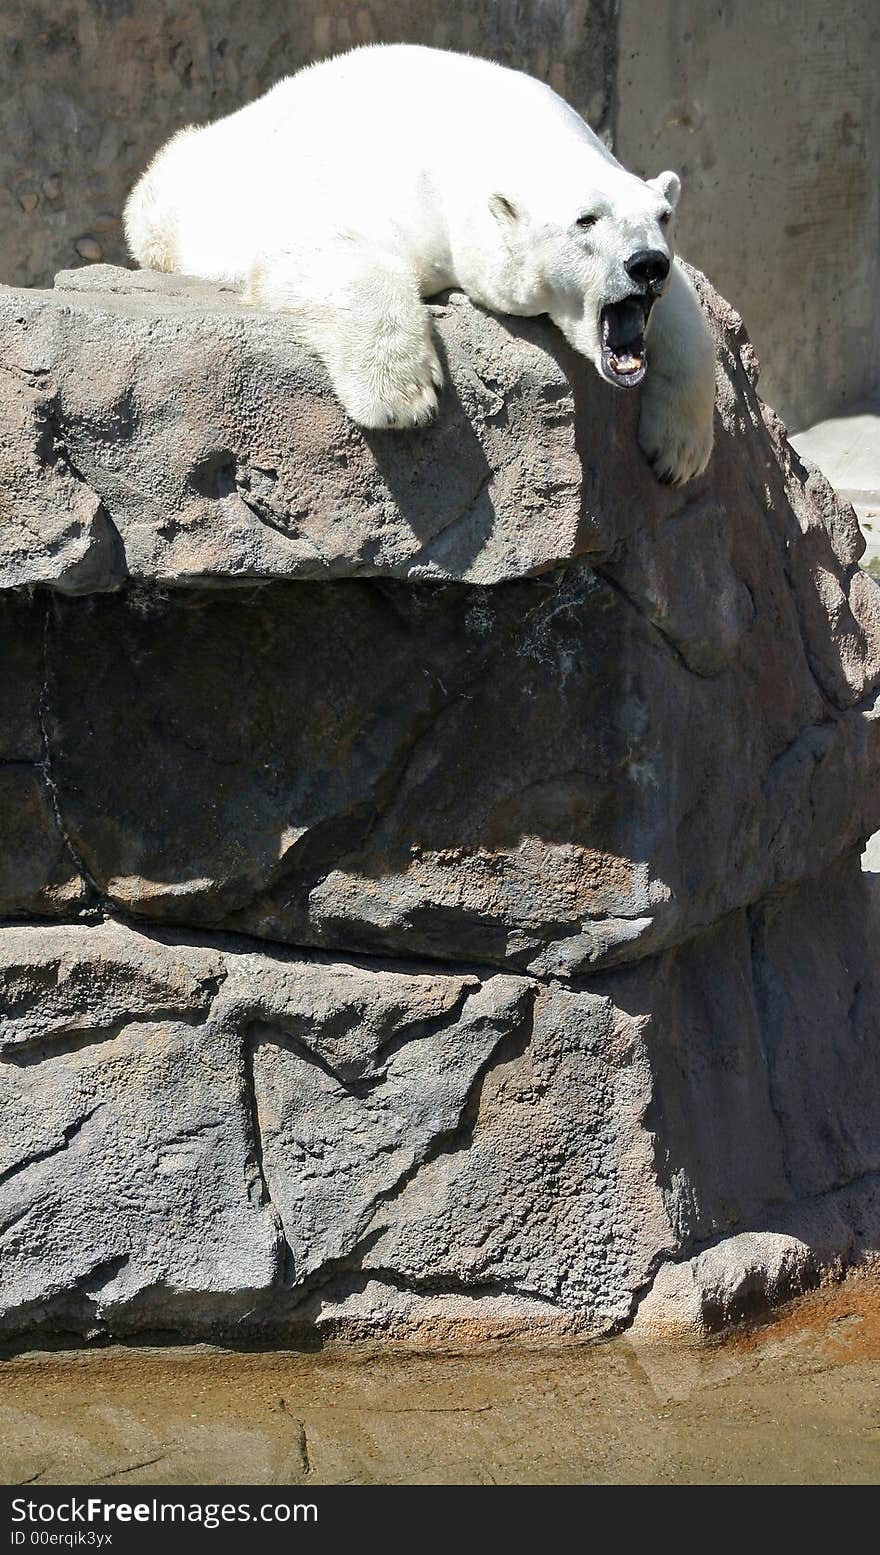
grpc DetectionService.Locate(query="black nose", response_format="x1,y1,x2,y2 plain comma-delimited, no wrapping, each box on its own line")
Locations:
624,248,670,289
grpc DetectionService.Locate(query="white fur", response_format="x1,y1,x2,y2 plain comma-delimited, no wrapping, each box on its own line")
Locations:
125,44,715,482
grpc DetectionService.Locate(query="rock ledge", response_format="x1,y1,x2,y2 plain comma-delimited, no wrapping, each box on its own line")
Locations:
1,267,879,1341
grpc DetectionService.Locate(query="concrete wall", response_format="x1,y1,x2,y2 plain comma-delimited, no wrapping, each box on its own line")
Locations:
1,1,877,428
615,0,880,428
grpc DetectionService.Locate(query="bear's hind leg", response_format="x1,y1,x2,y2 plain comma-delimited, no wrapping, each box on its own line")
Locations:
247,241,443,430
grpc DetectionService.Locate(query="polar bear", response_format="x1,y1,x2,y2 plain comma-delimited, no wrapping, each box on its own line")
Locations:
125,44,715,485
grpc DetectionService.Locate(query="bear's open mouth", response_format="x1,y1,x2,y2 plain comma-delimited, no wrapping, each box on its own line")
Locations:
599,296,654,388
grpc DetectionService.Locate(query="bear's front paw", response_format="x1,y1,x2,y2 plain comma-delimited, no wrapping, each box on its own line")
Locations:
637,385,714,487
335,342,444,431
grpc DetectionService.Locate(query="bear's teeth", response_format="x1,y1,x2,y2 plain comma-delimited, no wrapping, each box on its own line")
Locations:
611,352,643,373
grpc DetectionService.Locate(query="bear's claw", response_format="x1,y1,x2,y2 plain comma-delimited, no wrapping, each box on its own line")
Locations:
337,340,444,431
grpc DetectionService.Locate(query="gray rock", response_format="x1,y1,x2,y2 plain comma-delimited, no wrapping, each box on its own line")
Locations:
0,1013,279,1325
0,268,878,1341
0,922,534,1335
0,269,589,589
1,270,877,983
3,852,878,1341
630,1233,827,1340
349,978,674,1333
0,919,225,1051
251,971,531,1284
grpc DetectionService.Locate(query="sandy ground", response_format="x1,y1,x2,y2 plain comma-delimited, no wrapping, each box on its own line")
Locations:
1,1272,879,1486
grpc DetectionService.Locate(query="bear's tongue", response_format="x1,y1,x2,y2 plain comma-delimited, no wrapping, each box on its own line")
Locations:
600,297,649,387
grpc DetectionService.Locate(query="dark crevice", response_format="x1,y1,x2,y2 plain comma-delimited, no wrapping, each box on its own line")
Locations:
37,598,104,907
746,903,796,1191
245,978,474,1097
241,1030,292,1286
0,1103,103,1191
90,1455,168,1484
592,563,712,677
0,906,534,989
277,1403,312,1476
298,1260,560,1315
2,1005,220,1066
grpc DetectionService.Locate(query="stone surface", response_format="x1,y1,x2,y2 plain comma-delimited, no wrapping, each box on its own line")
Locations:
0,267,879,1342
0,920,535,1335
1,853,879,1342
1,268,877,985
0,268,589,588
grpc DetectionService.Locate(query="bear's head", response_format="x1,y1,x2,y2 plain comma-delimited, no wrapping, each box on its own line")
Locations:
477,162,681,390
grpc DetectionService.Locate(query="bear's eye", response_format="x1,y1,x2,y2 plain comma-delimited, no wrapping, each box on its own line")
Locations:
576,213,599,230
659,210,672,226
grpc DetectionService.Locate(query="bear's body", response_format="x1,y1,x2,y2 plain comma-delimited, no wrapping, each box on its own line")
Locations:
125,44,715,484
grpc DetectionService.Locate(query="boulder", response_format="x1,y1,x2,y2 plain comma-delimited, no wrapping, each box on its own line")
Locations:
0,265,878,1341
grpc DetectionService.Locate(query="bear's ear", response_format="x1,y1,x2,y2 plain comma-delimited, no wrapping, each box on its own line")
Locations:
648,170,681,210
489,192,519,225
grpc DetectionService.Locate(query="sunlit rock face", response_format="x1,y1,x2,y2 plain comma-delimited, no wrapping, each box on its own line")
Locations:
0,265,878,1342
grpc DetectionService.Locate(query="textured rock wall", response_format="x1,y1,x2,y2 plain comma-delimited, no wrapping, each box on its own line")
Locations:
0,265,879,1342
